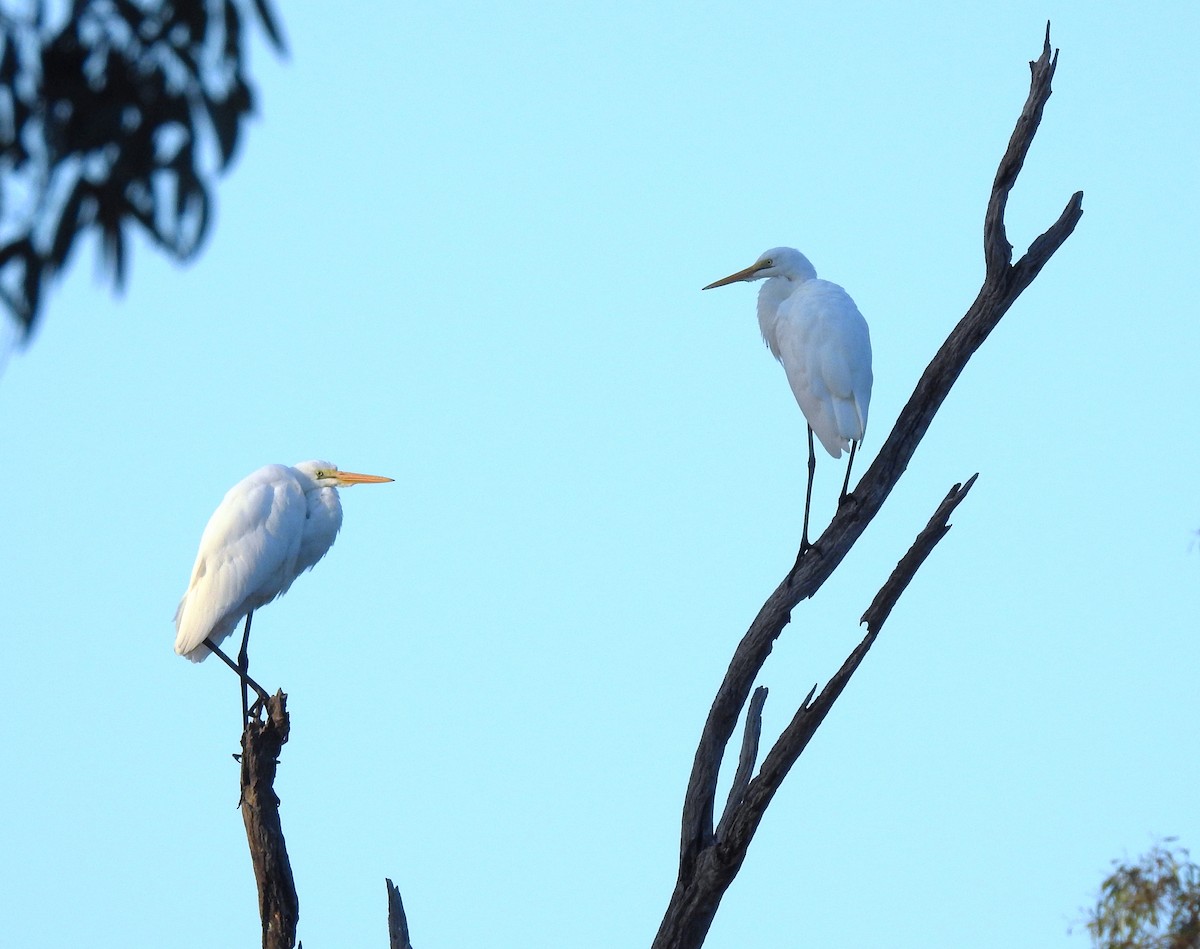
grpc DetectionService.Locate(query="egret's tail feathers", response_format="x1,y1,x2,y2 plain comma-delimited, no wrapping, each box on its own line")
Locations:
824,397,866,456
810,405,852,458
174,598,235,663
812,428,848,459
177,641,211,663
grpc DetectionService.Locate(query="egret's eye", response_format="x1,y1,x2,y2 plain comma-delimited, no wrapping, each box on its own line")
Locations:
763,259,773,267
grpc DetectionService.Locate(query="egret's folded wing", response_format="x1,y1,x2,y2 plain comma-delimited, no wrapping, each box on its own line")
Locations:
777,282,873,455
818,313,872,443
174,467,306,661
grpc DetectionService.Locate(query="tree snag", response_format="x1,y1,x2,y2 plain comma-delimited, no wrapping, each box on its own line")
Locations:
387,878,416,949
240,691,300,949
652,24,1082,949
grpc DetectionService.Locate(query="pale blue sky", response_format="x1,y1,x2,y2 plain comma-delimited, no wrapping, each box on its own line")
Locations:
2,3,1198,947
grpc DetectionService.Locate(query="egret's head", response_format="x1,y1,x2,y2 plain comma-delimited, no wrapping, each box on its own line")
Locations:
703,246,816,289
294,460,394,488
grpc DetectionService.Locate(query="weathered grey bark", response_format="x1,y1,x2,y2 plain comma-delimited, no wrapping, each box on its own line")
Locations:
652,25,1082,949
240,691,300,949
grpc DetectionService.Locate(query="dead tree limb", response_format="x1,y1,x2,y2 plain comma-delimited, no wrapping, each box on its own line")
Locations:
724,475,978,855
240,691,300,949
714,685,768,843
387,878,415,949
654,26,1081,949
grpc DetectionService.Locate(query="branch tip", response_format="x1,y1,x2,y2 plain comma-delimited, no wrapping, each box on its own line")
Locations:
859,478,977,633
716,686,769,841
387,878,414,949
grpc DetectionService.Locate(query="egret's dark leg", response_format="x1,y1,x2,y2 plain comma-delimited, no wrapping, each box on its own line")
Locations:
840,440,859,504
237,612,254,724
801,424,817,553
786,426,819,587
202,634,270,709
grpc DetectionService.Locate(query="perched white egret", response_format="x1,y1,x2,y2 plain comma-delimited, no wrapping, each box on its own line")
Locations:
704,247,872,557
174,460,393,716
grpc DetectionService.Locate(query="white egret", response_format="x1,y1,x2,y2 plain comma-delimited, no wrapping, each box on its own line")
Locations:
174,460,393,718
704,247,872,559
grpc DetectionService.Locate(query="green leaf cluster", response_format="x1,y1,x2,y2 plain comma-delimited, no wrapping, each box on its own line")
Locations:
1086,841,1200,949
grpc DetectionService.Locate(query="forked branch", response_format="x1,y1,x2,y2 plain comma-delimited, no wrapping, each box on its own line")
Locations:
654,26,1081,949
724,475,978,856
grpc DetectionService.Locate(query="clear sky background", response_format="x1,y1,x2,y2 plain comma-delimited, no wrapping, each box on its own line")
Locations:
2,2,1197,947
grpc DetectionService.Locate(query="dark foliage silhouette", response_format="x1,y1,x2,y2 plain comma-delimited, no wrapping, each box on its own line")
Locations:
0,0,284,339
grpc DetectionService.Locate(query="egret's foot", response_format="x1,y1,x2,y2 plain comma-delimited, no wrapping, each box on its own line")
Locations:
785,539,820,587
241,688,269,729
838,489,858,508
245,692,268,723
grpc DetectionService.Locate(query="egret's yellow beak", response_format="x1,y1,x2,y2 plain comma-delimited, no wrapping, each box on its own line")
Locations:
334,470,394,486
702,260,771,291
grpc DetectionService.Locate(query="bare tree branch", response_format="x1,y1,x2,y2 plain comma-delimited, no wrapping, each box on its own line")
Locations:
725,475,978,855
655,480,976,948
655,26,1081,949
715,685,769,842
387,878,415,949
986,22,1062,279
859,474,978,636
240,691,300,949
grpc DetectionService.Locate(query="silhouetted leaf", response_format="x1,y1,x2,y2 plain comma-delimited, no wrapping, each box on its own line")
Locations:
112,0,149,35
206,93,242,169
49,178,91,271
228,73,254,115
182,181,211,256
223,0,241,62
251,0,287,54
0,35,18,86
21,255,42,327
167,0,208,45
169,141,212,256
102,217,127,291
0,237,34,269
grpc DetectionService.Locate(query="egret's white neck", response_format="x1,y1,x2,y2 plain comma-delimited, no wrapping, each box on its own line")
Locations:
756,274,804,358
757,274,799,312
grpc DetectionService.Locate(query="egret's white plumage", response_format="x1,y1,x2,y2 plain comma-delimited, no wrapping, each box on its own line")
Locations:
705,247,873,558
705,247,872,456
174,460,393,663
